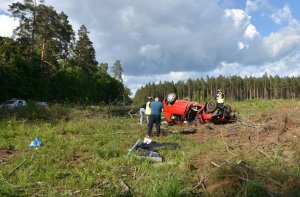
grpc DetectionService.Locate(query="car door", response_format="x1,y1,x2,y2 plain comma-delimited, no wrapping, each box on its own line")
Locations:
17,100,23,107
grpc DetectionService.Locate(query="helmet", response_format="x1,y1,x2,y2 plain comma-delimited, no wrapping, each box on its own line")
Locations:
166,93,177,103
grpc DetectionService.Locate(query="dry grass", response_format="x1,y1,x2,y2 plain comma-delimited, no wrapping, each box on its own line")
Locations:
187,101,300,196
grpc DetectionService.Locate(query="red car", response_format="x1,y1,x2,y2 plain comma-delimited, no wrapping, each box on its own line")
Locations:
163,93,236,125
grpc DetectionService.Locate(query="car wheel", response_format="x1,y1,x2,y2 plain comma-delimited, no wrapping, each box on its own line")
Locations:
166,93,177,104
224,104,232,113
206,101,217,113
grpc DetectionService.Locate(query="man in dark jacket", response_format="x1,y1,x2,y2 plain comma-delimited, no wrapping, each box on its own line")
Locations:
147,97,163,137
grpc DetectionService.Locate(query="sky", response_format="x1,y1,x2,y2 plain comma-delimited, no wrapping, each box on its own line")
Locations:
1,0,300,95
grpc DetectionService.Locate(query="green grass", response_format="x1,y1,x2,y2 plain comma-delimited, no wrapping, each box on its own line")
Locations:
0,99,300,196
230,98,299,118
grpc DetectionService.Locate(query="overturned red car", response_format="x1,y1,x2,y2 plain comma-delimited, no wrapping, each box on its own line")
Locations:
163,93,236,125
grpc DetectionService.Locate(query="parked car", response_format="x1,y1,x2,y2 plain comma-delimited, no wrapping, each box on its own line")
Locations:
0,99,27,109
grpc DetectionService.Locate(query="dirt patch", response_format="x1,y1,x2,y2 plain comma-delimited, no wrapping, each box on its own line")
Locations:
0,148,18,164
189,104,300,153
187,104,300,195
206,177,239,194
66,151,94,167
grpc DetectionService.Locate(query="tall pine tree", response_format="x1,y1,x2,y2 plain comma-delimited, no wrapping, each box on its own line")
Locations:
74,25,98,73
111,60,123,82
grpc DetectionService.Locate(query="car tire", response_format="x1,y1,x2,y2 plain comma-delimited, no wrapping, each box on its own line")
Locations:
166,93,177,104
206,101,217,113
224,104,232,113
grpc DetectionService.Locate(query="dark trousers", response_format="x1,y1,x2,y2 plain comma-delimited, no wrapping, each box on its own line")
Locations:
217,103,224,108
147,114,161,136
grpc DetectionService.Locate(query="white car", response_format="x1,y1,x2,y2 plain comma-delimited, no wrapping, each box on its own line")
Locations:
0,99,27,109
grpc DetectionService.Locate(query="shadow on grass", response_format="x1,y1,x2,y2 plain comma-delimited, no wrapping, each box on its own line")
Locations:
0,103,70,123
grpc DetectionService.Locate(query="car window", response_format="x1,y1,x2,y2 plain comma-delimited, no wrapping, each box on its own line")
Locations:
4,100,15,104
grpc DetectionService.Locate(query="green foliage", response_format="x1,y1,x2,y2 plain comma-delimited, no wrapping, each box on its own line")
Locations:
8,1,74,66
146,173,182,197
0,57,123,103
1,1,128,104
111,60,123,82
246,182,270,197
99,63,108,74
74,25,98,72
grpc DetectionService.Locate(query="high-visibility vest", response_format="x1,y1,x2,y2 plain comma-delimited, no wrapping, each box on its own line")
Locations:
145,101,151,115
216,92,224,104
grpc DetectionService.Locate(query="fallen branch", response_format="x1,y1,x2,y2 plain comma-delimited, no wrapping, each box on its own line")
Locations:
211,161,220,167
114,132,134,135
220,130,236,156
167,129,197,134
131,170,147,189
241,162,284,188
9,159,26,175
191,161,227,192
236,117,262,129
191,147,257,192
119,179,129,192
127,110,138,119
128,110,134,118
0,177,15,187
257,148,271,158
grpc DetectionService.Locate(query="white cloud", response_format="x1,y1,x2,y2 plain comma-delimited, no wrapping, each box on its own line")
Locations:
120,6,138,27
238,42,249,50
125,51,300,95
138,44,161,59
0,14,18,37
1,0,300,96
264,22,300,59
244,24,260,39
0,1,17,11
224,9,249,27
246,0,266,13
124,71,204,95
246,0,259,13
271,5,293,24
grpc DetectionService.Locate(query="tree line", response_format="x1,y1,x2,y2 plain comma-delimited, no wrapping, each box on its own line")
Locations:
0,0,129,103
133,74,300,104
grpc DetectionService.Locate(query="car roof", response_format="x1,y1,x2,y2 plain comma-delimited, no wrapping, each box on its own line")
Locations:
8,98,25,100
5,98,26,102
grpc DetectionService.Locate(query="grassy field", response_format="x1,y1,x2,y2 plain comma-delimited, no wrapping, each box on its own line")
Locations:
0,100,300,196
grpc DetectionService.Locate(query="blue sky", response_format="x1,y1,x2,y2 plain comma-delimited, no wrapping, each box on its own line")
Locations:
1,0,300,95
249,0,300,36
220,0,300,36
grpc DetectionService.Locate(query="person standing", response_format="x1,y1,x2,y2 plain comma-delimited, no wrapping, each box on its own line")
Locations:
215,89,224,108
139,103,146,124
145,97,153,123
147,97,163,137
